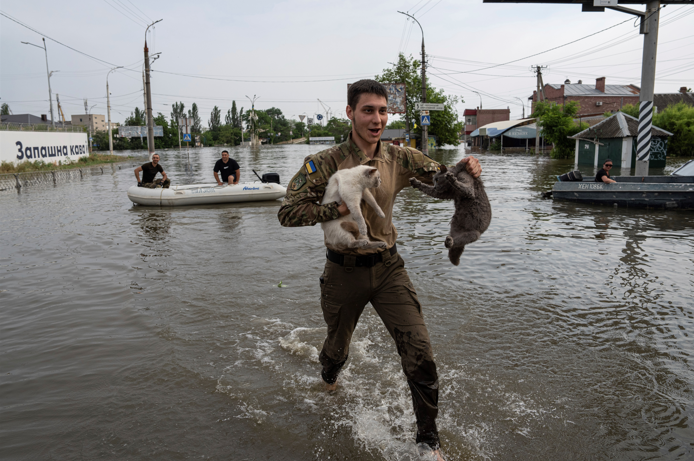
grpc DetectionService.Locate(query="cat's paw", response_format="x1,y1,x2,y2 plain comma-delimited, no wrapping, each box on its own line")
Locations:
375,241,387,248
409,178,421,187
445,235,453,248
375,209,386,219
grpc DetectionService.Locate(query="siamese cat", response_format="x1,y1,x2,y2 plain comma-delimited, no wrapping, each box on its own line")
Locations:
321,165,387,250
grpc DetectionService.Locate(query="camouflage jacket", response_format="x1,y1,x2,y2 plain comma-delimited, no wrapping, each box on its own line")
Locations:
277,135,440,253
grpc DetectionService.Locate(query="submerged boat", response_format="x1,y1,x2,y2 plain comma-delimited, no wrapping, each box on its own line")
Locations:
551,168,694,210
127,172,286,207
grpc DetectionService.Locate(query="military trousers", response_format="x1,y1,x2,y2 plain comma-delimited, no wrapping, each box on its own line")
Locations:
319,248,440,449
141,178,170,189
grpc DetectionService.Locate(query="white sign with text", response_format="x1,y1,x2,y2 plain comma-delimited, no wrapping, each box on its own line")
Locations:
1,131,89,165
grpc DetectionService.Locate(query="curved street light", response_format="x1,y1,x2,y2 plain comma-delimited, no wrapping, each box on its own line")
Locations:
514,97,526,119
22,38,56,127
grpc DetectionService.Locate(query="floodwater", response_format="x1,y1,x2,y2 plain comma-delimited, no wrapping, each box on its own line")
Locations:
1,145,693,460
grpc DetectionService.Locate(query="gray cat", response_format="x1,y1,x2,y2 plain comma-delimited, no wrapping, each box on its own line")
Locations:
410,163,492,266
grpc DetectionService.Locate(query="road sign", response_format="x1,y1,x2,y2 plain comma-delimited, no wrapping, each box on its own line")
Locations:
316,114,323,121
299,115,306,122
405,133,410,142
415,103,445,111
183,133,191,142
421,115,431,126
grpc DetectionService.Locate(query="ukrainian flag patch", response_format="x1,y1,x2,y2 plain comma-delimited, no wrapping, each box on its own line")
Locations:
305,160,317,175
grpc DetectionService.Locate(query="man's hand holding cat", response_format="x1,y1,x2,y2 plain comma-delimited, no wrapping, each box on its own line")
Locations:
457,156,481,178
337,202,351,216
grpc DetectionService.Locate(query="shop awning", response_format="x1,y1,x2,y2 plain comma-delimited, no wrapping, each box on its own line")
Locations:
471,118,535,137
503,123,540,139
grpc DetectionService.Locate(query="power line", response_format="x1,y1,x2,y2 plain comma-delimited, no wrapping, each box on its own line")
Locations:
0,11,125,69
151,69,376,83
102,0,147,27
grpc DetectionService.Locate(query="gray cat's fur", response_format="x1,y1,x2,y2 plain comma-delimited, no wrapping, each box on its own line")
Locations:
410,163,491,265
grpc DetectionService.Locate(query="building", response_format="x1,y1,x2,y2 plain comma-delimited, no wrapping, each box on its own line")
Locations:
71,114,108,132
463,108,510,146
531,77,640,117
1,114,51,125
570,111,672,169
309,136,336,145
654,87,694,112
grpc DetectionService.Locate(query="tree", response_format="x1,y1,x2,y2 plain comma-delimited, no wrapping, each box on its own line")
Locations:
652,102,694,157
124,107,145,126
376,53,463,147
1,103,11,116
386,120,407,129
618,104,639,118
225,108,232,126
532,101,587,159
231,101,239,128
209,106,221,132
188,103,202,134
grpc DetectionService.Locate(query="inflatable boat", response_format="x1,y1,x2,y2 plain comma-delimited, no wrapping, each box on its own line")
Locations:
127,172,286,207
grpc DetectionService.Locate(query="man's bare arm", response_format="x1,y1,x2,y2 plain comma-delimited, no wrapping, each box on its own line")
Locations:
134,166,142,182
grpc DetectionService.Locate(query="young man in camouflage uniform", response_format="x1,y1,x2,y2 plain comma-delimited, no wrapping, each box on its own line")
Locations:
278,80,480,459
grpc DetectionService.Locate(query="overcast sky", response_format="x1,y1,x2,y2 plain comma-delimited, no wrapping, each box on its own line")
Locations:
1,0,692,126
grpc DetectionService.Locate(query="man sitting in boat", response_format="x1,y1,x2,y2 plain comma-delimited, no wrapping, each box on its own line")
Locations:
214,150,240,186
595,159,616,184
134,154,170,188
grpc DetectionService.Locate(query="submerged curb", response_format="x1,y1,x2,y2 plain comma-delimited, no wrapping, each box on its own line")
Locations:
0,160,144,193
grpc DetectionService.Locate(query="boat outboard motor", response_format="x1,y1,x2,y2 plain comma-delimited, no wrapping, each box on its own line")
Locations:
252,169,281,184
558,170,583,182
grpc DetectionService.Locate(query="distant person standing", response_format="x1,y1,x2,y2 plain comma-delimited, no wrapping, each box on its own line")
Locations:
134,153,170,188
214,150,240,185
596,159,617,184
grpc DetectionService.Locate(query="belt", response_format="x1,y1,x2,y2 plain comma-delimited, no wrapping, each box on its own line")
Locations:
326,243,397,268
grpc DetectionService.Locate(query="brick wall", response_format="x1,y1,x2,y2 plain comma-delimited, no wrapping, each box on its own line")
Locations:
477,109,510,128
531,86,640,117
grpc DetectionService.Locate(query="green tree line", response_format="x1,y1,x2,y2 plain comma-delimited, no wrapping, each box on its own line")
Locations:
612,102,694,157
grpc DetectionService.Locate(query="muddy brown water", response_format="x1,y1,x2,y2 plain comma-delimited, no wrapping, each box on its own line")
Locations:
1,145,693,460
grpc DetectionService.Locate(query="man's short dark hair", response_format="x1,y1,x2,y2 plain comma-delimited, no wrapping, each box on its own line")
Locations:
604,159,612,164
222,150,229,155
348,79,388,110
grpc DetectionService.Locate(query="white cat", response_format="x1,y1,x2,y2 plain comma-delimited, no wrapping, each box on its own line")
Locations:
321,165,387,250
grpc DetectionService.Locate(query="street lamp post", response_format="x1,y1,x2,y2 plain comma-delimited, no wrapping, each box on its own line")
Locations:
398,11,428,155
514,97,525,119
88,104,97,153
107,66,123,156
21,38,56,127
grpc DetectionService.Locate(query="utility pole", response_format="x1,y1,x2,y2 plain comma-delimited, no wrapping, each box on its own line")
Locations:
107,66,123,156
635,1,660,177
532,65,547,154
246,95,259,146
142,71,147,149
144,20,162,159
398,11,428,155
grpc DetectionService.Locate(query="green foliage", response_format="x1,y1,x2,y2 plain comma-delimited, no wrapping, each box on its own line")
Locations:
209,106,221,132
386,120,407,129
375,53,463,146
652,102,694,157
1,103,10,116
532,101,587,159
124,107,145,126
618,103,639,118
488,140,501,152
188,103,202,134
307,117,351,143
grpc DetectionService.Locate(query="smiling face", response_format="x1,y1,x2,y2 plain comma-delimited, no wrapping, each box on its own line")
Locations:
222,151,229,162
151,154,159,166
346,93,388,149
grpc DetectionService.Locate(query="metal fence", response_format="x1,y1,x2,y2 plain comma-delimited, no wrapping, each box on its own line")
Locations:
0,123,85,133
0,161,142,193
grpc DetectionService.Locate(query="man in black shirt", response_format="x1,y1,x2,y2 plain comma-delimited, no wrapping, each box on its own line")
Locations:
214,150,240,185
134,153,170,188
595,159,616,184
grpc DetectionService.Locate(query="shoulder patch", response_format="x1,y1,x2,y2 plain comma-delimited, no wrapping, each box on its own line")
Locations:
305,160,318,175
291,173,307,191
